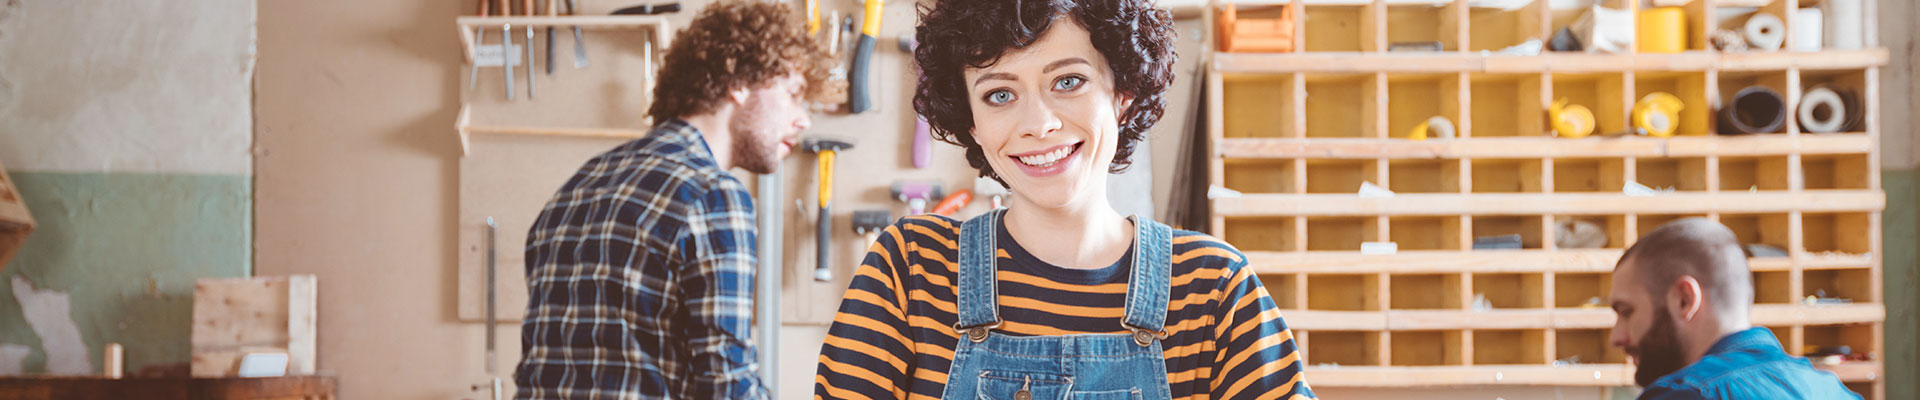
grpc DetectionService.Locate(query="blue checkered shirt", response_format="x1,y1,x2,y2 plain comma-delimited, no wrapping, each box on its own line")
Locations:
515,119,769,399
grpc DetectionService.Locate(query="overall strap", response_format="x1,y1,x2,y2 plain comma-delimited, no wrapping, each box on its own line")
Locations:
954,209,1006,334
1121,215,1174,345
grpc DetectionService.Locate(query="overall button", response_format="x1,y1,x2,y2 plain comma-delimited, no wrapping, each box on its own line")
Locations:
1013,389,1031,400
1133,330,1154,347
968,327,990,343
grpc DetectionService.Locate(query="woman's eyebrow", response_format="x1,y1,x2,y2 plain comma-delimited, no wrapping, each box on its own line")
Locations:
973,72,1018,87
1043,57,1090,73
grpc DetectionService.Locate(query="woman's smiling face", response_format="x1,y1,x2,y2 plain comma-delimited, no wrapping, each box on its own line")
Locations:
962,20,1129,210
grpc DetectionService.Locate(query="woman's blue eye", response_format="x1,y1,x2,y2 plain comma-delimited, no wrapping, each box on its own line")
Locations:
1054,75,1085,91
985,90,1015,105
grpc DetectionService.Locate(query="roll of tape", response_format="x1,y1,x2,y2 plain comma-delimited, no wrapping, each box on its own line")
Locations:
1550,99,1596,139
1743,12,1785,51
1638,7,1687,53
1791,8,1823,52
1634,92,1685,137
1426,116,1455,139
1718,86,1786,135
1823,0,1863,50
1799,87,1847,133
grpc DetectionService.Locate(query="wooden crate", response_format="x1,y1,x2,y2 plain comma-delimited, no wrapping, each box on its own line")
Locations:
0,158,34,271
1205,0,1885,397
191,276,318,378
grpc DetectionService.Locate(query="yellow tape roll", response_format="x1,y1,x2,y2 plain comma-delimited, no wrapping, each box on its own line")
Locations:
1638,7,1688,54
1550,99,1596,139
1633,92,1686,137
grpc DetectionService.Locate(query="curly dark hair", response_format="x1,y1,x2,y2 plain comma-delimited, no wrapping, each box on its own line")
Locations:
648,1,828,122
913,0,1177,182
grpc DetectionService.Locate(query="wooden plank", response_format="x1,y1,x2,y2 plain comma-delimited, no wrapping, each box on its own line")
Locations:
0,376,337,400
1211,49,1889,74
1302,364,1634,386
190,276,318,378
1281,305,1882,331
1244,249,1797,273
1216,134,1873,159
1213,190,1883,217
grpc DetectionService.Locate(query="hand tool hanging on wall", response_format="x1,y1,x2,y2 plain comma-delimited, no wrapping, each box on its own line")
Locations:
898,35,931,168
503,19,516,100
523,0,537,100
546,0,556,76
848,0,884,113
1718,86,1785,135
852,210,892,248
565,0,588,68
892,182,944,215
611,3,682,15
930,189,973,217
974,176,1009,210
469,0,492,90
803,138,855,282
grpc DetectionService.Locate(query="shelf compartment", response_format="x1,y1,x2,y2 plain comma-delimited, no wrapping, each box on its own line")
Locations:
1308,274,1383,311
1754,270,1794,304
1210,49,1890,75
1718,155,1791,191
1212,192,1883,219
1472,329,1547,365
1470,158,1545,193
1223,158,1301,194
1804,323,1877,361
1801,153,1870,190
1804,268,1873,304
1634,71,1713,136
1552,215,1625,250
1635,157,1711,192
1223,74,1301,138
1552,157,1627,193
1307,216,1379,252
1303,330,1382,366
1471,272,1544,309
1549,72,1630,136
1305,73,1382,138
1390,216,1464,251
1797,68,1869,134
1802,212,1872,255
1715,69,1793,135
1765,325,1796,354
1391,273,1464,310
1389,330,1464,366
1719,213,1792,252
1387,159,1462,194
1387,73,1463,140
1261,273,1304,310
1223,217,1299,252
1467,73,1547,137
1553,272,1613,309
1385,3,1460,52
1306,159,1379,194
1466,0,1545,52
1554,328,1628,364
1635,213,1710,240
1303,4,1377,52
1470,215,1545,250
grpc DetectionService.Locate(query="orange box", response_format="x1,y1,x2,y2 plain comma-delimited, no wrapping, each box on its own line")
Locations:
1216,4,1295,53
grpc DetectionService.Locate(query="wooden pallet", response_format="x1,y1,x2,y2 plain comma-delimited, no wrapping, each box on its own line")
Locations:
1203,0,1885,396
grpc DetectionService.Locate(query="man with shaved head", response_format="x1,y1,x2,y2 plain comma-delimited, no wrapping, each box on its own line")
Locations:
1609,218,1857,399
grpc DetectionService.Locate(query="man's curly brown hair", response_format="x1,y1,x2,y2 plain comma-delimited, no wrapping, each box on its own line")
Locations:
648,1,829,122
913,0,1177,182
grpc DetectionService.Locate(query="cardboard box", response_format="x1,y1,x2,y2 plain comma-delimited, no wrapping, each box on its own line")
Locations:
0,158,34,272
191,275,318,377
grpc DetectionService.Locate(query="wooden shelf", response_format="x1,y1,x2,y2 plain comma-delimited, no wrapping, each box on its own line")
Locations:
1214,49,1889,74
1280,304,1881,331
456,16,672,63
453,106,650,155
1303,364,1634,387
1217,134,1872,159
1245,250,1859,274
1214,191,1883,217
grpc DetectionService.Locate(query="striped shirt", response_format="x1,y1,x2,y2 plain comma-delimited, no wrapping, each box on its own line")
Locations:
516,119,769,399
815,215,1315,400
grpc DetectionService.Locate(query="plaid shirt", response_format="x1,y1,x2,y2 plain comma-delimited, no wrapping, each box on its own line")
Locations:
516,119,769,399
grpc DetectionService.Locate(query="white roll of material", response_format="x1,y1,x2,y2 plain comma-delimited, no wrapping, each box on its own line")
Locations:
1427,116,1456,139
1744,12,1786,51
1799,87,1847,133
1791,8,1822,52
1823,0,1863,50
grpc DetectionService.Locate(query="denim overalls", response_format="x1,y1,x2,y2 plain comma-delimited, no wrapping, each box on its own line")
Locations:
940,209,1175,400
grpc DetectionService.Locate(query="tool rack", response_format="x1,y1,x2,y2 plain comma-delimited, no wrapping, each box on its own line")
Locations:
453,15,673,154
1204,0,1887,396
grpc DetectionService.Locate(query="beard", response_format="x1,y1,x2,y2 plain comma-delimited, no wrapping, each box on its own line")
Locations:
730,127,782,175
1631,306,1689,387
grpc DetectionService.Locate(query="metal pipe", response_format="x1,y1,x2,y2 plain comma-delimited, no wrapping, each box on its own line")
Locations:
755,172,782,392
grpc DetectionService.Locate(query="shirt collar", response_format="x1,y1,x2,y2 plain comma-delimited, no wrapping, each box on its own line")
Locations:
1704,326,1783,356
652,118,718,163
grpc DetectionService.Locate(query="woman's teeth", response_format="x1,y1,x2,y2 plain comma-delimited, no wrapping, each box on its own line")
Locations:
1017,145,1073,167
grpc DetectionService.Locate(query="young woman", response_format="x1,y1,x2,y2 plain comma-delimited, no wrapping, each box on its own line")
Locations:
814,1,1314,399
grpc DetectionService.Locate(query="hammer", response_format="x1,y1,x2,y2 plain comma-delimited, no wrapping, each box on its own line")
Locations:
892,182,944,215
803,138,854,282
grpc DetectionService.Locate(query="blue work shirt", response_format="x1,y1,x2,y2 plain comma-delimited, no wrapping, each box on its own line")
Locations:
1639,327,1860,400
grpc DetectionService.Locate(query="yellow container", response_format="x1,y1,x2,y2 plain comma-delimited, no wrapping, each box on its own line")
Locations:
1639,7,1688,53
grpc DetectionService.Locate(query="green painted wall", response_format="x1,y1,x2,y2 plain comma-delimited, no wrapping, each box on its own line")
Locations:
0,172,250,374
1886,169,1918,400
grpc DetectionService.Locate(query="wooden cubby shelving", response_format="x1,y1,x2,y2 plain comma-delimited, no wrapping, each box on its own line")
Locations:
1206,0,1886,395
